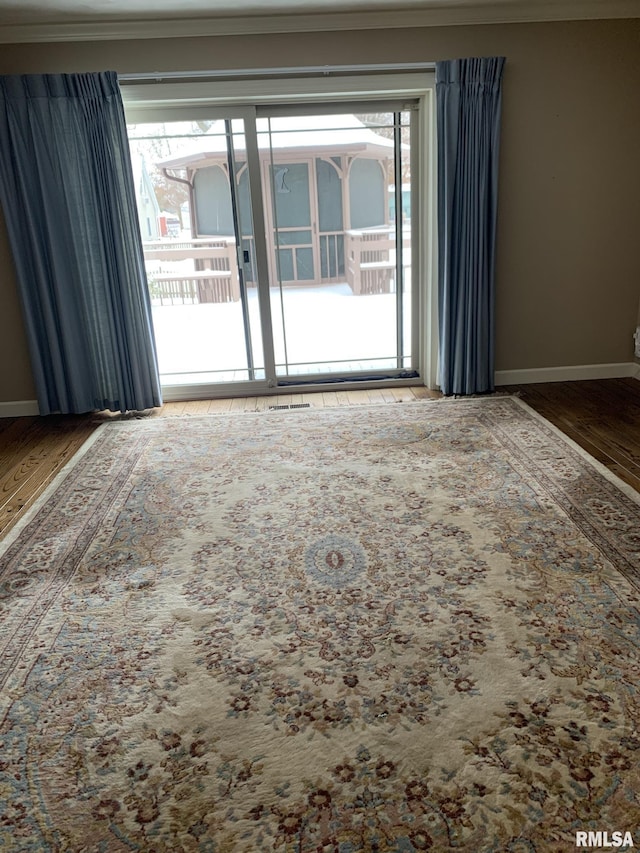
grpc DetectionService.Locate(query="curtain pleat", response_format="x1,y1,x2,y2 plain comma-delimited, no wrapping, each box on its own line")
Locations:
436,57,505,396
0,71,162,414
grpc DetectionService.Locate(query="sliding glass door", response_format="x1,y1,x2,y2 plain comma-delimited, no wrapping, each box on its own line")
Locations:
126,102,417,394
259,111,414,378
128,116,267,385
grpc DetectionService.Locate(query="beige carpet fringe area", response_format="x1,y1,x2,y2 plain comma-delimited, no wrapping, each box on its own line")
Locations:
0,397,638,851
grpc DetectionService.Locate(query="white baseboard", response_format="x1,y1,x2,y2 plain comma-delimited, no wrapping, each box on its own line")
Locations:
495,362,640,386
1,366,638,415
0,400,40,418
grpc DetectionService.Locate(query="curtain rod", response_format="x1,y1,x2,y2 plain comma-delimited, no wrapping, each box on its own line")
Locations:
118,63,435,85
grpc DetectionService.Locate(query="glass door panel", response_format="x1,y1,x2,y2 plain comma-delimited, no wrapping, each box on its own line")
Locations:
258,111,413,379
127,117,264,387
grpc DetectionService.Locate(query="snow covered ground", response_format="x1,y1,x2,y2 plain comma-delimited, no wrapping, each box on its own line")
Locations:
151,282,412,385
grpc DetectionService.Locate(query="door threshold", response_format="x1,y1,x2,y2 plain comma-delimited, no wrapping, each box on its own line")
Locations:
276,370,419,388
161,375,425,403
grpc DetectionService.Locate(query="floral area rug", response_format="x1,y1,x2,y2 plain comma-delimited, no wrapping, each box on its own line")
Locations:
1,397,639,852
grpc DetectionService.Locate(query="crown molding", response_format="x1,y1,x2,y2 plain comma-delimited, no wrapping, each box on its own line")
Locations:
0,0,638,44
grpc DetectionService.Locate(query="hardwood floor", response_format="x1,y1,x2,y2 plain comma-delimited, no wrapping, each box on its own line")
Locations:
0,378,638,539
502,378,640,494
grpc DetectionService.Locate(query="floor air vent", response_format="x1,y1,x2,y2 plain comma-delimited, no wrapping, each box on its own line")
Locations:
268,403,311,411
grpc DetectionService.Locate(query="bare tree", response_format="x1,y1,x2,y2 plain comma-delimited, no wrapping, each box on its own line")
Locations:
356,112,412,184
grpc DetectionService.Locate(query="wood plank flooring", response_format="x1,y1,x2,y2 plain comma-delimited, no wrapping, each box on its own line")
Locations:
502,378,640,494
0,378,638,540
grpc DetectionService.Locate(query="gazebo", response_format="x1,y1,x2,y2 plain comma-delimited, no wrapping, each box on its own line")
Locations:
149,114,401,298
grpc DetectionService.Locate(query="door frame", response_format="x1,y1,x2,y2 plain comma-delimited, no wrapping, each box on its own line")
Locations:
123,72,437,399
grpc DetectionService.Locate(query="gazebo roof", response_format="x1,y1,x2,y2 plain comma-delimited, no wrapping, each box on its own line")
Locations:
158,114,395,170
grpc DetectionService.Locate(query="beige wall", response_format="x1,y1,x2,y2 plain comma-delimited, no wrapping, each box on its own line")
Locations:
0,18,639,401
